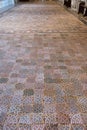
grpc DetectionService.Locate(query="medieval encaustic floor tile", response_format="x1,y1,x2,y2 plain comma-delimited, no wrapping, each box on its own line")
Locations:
0,0,87,129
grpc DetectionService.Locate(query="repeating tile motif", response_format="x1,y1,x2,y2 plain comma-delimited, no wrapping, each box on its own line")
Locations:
0,1,87,129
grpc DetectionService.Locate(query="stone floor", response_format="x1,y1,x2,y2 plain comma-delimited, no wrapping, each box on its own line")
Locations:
0,1,87,130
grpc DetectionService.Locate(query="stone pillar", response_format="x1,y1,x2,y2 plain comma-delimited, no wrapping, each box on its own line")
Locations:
71,0,78,11
71,0,85,12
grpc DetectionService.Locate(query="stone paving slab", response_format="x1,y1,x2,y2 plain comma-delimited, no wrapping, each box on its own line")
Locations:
0,1,87,130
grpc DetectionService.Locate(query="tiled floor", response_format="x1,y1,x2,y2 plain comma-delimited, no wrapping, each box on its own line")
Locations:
0,1,87,130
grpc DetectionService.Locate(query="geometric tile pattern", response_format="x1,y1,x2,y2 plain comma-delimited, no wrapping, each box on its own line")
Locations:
0,1,87,129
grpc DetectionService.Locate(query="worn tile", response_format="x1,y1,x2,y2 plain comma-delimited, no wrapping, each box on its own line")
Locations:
3,124,18,130
19,114,31,125
58,125,70,130
32,113,44,124
45,114,57,124
81,113,87,124
44,104,56,114
32,124,44,130
0,112,7,125
33,104,43,113
71,125,85,130
0,78,8,84
71,114,83,124
23,89,34,96
21,105,33,113
9,105,21,114
15,83,25,90
6,115,18,124
56,113,70,124
0,1,87,129
19,125,31,130
43,124,58,130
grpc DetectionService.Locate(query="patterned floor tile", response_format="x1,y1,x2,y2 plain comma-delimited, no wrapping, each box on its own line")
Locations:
18,125,31,130
45,114,57,124
33,103,43,113
11,95,22,105
44,104,56,114
58,125,70,130
0,1,87,129
9,105,21,114
43,96,55,104
56,113,70,124
3,124,18,130
34,94,43,104
5,115,18,125
23,96,34,105
32,113,44,124
32,124,44,130
71,114,83,124
71,125,85,130
19,114,32,125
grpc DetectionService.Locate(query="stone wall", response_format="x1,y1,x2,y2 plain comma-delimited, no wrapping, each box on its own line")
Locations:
58,0,87,12
58,0,64,3
71,0,87,12
71,0,79,11
0,0,14,13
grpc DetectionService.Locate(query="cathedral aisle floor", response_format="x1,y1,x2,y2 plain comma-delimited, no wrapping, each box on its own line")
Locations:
0,1,87,130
